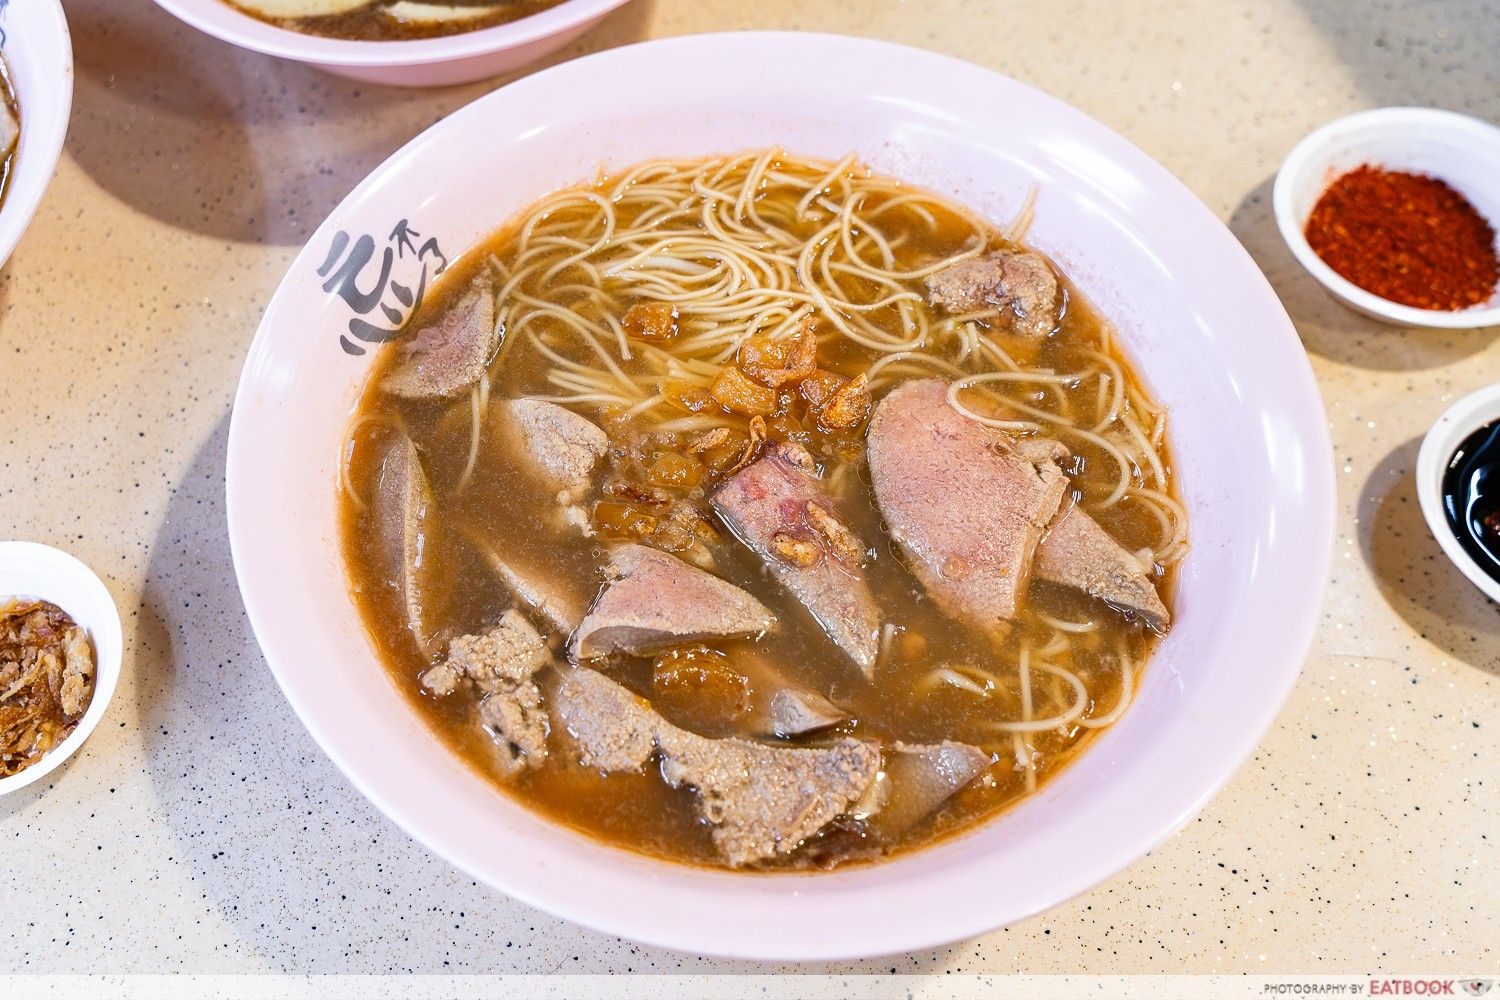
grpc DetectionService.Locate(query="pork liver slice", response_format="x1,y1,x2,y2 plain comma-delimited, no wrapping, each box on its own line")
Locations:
500,399,609,505
866,740,992,839
1035,505,1170,631
374,434,437,653
711,443,882,677
923,250,1060,338
383,285,498,399
570,544,776,660
553,665,660,773
553,667,879,867
866,379,1067,631
656,727,879,868
420,611,553,778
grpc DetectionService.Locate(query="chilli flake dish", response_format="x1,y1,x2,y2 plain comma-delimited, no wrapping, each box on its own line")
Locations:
1274,107,1500,328
227,33,1333,957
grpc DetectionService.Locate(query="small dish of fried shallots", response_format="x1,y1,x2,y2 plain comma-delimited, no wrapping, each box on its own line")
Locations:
0,542,122,795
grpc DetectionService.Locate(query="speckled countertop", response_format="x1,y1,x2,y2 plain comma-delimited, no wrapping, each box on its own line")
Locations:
2,0,1495,976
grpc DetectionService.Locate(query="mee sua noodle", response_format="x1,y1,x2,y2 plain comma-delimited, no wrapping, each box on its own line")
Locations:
339,150,1187,870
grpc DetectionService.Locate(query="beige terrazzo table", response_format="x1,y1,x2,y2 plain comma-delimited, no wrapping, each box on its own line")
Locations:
2,0,1495,976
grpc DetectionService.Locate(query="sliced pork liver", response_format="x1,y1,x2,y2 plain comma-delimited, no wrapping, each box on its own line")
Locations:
711,443,882,677
570,544,776,660
466,531,588,638
867,379,1067,631
656,727,879,868
374,435,436,653
383,285,498,399
420,611,552,778
1035,505,1170,631
766,687,848,738
553,665,660,772
866,740,992,839
500,399,609,504
554,667,880,867
923,250,1060,339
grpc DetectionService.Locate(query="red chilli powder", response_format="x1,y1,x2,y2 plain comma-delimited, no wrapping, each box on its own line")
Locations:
1304,165,1499,311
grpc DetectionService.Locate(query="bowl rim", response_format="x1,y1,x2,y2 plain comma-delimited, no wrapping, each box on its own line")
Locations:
1271,105,1500,330
0,0,73,270
0,541,124,798
226,30,1335,959
151,0,634,66
1415,383,1500,604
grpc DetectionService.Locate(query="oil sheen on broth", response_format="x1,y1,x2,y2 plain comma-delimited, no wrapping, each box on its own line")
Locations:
339,151,1186,871
228,0,565,41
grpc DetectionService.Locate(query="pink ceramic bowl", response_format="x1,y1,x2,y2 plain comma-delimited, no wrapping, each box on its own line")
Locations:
226,32,1335,959
151,0,633,87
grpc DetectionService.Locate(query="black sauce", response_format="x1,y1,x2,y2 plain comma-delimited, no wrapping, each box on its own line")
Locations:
1442,419,1500,583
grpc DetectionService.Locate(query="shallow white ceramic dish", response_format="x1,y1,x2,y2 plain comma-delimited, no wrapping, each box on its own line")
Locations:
152,0,632,87
226,32,1335,959
1273,107,1500,329
0,0,72,269
1416,385,1500,603
0,542,123,797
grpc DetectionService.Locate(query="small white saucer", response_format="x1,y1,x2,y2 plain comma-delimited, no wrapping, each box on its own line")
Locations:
1416,385,1500,605
0,541,123,797
1273,107,1500,329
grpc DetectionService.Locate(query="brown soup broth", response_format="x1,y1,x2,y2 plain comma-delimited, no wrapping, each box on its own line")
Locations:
229,1,565,41
339,152,1180,870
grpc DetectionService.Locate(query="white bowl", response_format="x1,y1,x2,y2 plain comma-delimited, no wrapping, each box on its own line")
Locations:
1273,107,1500,328
152,0,633,87
0,541,123,798
0,0,72,270
1416,384,1500,603
226,32,1335,959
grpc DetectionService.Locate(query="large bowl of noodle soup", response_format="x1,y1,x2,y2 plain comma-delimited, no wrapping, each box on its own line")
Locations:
226,32,1334,958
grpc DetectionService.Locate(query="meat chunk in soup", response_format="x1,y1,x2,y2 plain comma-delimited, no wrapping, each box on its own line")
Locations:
867,380,1067,631
865,741,992,839
767,687,848,738
1036,505,1170,631
712,443,882,677
383,285,498,399
553,665,660,772
465,532,588,637
553,666,880,866
571,544,776,660
374,434,436,653
924,250,1060,339
500,399,609,505
420,611,552,778
655,727,878,868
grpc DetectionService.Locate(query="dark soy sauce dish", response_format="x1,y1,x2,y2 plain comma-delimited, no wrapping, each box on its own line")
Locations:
1442,420,1500,584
